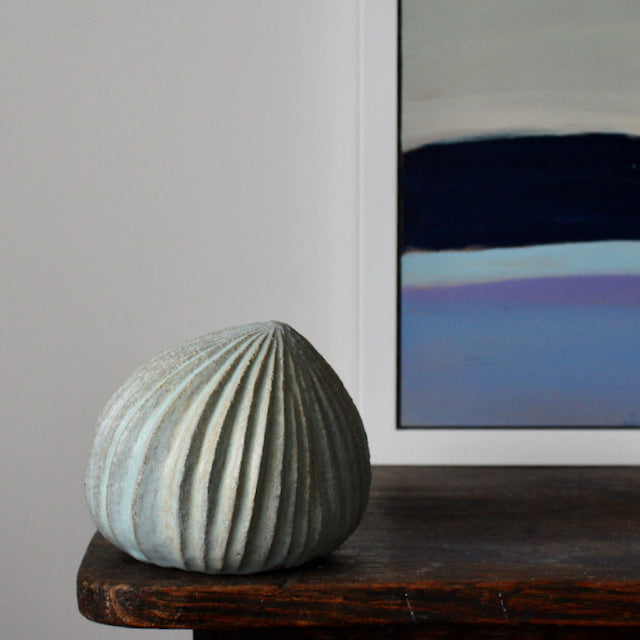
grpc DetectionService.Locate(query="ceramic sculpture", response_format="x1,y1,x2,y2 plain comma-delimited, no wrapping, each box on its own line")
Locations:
85,321,371,574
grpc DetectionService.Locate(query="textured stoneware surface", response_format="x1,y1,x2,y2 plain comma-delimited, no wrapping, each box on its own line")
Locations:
85,321,371,574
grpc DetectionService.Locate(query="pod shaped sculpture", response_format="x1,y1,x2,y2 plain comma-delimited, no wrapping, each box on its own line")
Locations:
85,321,370,574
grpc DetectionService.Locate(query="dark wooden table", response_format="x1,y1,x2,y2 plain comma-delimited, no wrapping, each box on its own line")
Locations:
77,466,640,638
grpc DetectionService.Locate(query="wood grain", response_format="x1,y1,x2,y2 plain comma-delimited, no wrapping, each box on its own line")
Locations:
77,466,640,635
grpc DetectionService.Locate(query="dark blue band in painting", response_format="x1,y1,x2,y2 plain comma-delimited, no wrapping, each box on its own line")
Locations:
400,133,640,253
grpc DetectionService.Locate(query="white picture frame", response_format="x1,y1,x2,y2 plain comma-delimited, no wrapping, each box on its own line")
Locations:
357,0,640,465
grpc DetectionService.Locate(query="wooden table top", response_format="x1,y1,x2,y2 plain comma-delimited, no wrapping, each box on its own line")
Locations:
77,465,640,634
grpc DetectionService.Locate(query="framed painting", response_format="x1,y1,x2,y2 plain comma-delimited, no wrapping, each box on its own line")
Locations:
358,0,640,463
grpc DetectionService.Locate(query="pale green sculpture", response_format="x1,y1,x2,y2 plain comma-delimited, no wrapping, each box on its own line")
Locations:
85,321,371,574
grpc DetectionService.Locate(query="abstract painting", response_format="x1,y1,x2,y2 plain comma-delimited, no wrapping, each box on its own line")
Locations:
399,1,640,427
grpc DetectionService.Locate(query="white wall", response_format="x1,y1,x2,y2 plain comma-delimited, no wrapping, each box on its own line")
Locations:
1,2,360,638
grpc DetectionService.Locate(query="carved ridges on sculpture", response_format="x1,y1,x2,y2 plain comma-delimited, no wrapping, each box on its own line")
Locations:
86,321,370,574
